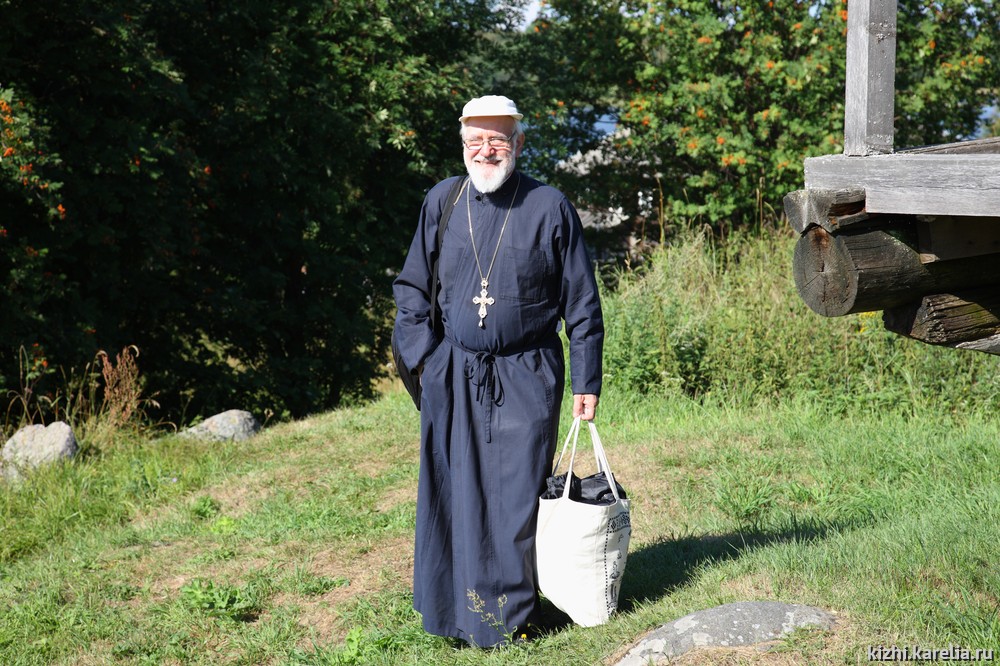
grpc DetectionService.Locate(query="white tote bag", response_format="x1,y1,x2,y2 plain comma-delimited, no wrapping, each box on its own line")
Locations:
535,417,631,627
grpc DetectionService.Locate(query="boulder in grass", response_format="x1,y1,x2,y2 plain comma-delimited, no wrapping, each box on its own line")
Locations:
614,601,837,665
182,410,261,442
2,421,78,482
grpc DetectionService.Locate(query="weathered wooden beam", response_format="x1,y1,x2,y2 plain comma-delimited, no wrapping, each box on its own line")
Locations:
783,188,866,234
793,222,1000,316
883,290,1000,345
804,154,1000,216
844,0,896,156
955,334,1000,355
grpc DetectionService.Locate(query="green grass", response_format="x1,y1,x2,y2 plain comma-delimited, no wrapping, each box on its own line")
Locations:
2,384,999,665
3,228,1000,663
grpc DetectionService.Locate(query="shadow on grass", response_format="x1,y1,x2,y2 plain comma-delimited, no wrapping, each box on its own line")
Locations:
618,515,860,613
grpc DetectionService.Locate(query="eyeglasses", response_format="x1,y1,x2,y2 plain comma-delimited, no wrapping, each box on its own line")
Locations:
462,135,514,151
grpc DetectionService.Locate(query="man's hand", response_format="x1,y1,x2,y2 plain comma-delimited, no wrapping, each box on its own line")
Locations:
572,393,599,421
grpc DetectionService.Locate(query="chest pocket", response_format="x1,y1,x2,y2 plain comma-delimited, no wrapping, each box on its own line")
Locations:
500,246,550,303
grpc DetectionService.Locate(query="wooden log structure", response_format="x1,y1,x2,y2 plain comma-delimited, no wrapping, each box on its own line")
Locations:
792,218,1000,318
784,0,1000,355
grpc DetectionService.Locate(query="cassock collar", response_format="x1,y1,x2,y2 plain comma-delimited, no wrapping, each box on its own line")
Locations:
471,171,521,204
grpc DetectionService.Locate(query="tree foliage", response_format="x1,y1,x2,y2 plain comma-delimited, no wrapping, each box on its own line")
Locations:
0,0,525,422
520,0,1000,235
2,0,998,425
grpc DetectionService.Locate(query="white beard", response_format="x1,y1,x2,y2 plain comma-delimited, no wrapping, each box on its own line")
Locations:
465,152,517,194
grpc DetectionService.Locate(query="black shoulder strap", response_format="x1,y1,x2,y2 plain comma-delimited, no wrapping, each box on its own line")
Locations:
429,177,467,334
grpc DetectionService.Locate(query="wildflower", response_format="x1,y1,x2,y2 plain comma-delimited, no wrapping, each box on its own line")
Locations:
766,60,776,69
793,23,803,30
57,204,66,219
687,139,699,150
840,9,848,20
696,108,707,119
203,165,212,175
928,40,936,50
696,36,712,44
716,136,725,145
2,146,13,158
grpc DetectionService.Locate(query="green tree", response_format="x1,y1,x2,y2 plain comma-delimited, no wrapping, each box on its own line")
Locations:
520,0,1000,236
0,0,526,423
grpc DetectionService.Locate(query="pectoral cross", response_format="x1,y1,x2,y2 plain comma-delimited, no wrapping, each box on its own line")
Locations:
472,278,494,329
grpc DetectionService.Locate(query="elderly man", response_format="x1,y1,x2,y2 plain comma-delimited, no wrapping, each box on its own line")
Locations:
392,95,604,647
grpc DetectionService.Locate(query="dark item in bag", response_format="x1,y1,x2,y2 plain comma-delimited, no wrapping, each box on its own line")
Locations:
541,471,627,506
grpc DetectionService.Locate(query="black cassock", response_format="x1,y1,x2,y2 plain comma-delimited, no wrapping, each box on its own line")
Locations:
392,171,603,646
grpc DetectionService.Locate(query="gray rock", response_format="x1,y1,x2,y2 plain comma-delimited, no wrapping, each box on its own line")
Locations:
2,421,78,481
614,601,836,666
182,410,260,442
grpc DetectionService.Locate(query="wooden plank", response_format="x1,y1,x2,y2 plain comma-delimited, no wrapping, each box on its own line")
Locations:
844,0,896,156
904,136,1000,155
916,216,1000,262
867,188,1000,216
804,154,1000,215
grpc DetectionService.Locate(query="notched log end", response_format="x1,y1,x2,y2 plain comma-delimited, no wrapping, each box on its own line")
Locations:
784,188,866,235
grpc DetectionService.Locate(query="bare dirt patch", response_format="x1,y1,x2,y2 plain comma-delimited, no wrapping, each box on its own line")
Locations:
287,534,415,645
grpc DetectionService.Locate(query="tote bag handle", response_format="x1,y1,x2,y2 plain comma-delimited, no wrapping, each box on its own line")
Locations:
551,416,623,502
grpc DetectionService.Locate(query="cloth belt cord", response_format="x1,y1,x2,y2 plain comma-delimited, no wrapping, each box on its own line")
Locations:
443,333,557,443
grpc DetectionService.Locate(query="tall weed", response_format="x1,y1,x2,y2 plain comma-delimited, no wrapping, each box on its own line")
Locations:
601,226,1000,414
2,345,157,447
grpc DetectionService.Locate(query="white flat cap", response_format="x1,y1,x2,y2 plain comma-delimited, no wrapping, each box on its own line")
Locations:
459,95,523,122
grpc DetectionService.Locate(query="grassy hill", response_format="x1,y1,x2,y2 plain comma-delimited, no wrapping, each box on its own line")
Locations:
3,383,999,665
3,228,1000,664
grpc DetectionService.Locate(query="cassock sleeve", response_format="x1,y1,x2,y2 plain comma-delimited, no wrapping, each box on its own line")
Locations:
392,180,454,373
556,197,604,396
